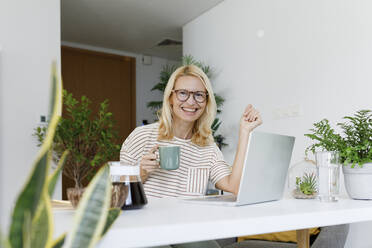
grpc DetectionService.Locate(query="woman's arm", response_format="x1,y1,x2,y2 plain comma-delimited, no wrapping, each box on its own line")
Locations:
215,104,262,195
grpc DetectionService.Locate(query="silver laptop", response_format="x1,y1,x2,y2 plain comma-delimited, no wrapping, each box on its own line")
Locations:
182,131,295,206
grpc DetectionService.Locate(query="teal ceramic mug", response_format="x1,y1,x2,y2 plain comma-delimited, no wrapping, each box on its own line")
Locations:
159,146,180,170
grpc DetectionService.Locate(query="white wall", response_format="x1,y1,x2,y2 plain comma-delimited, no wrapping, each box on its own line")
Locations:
183,0,372,247
61,41,180,127
0,0,61,229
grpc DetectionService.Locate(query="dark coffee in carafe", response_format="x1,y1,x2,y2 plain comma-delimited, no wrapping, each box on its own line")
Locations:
121,181,147,209
110,162,148,210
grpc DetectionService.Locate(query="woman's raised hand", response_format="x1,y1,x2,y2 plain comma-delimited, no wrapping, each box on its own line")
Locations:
139,145,159,181
240,104,263,135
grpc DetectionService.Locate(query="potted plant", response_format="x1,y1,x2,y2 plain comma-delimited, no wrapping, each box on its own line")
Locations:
34,90,120,207
293,173,317,199
1,63,120,248
305,110,372,199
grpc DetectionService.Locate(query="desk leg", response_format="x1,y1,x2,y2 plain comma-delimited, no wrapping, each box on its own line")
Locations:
296,229,310,248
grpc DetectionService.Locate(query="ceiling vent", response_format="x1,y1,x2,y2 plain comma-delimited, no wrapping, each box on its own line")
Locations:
156,38,182,46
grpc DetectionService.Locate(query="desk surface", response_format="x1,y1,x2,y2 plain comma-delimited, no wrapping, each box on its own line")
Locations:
53,197,372,248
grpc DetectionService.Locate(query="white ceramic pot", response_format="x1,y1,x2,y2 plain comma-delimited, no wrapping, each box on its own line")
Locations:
343,163,372,200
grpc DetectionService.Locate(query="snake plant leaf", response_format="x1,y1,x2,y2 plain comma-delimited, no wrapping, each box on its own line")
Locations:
49,61,62,118
101,208,121,237
0,230,10,248
8,62,62,248
30,192,53,248
48,207,120,248
64,165,111,248
48,150,69,197
9,150,52,248
22,211,31,248
49,233,66,248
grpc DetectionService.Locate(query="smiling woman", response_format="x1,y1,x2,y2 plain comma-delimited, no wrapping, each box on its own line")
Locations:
120,64,262,197
120,64,262,247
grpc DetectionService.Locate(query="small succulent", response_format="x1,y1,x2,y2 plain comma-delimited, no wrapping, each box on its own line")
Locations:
296,173,317,195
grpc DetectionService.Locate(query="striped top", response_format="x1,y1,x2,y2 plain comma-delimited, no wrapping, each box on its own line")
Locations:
120,122,232,198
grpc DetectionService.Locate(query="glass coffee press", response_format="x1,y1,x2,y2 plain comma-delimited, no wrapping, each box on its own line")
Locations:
109,162,148,209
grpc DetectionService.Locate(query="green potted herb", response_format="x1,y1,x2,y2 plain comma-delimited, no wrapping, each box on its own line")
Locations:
305,110,372,199
34,90,120,206
0,63,120,248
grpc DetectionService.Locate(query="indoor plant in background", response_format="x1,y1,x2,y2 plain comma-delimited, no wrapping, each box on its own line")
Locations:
0,63,120,248
147,55,227,149
34,90,121,207
305,110,372,199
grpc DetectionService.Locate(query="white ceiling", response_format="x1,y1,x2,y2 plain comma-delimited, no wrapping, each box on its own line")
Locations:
61,0,225,61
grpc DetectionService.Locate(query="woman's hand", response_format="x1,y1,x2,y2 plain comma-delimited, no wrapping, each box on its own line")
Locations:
139,145,159,182
240,104,263,135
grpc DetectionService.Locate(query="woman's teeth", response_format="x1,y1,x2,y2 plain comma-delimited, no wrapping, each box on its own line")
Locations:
182,107,197,112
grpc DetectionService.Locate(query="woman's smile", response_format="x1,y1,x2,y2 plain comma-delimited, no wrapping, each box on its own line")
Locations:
181,106,200,114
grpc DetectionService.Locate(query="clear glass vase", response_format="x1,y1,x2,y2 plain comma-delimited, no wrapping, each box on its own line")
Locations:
315,151,341,202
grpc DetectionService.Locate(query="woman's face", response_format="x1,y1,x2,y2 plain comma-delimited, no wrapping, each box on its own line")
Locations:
170,75,208,125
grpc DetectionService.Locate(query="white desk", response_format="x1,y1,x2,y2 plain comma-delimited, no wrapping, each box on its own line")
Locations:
53,197,372,248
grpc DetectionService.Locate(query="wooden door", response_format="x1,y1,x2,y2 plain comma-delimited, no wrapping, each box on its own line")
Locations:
61,46,136,199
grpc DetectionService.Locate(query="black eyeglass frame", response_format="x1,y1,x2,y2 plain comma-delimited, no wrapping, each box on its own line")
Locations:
171,89,209,103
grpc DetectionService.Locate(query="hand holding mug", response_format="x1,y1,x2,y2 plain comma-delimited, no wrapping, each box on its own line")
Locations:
139,145,181,182
139,145,159,181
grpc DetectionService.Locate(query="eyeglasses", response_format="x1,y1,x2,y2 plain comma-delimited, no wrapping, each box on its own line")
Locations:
172,89,208,103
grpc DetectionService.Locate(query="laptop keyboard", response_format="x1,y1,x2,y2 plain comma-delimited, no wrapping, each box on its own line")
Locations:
186,194,237,202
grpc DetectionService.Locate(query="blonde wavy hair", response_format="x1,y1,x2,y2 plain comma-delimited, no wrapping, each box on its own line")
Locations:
158,65,217,147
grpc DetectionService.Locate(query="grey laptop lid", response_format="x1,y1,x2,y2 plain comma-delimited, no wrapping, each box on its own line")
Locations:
181,131,295,206
235,131,295,205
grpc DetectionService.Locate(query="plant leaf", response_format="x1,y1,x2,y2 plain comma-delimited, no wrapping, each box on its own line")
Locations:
23,211,32,248
211,118,222,135
150,82,167,92
31,193,53,248
0,230,11,248
48,150,69,197
48,207,120,248
64,165,111,248
8,62,62,248
41,207,120,248
8,138,51,248
49,233,66,248
101,208,121,237
305,109,372,166
214,94,225,108
146,101,163,110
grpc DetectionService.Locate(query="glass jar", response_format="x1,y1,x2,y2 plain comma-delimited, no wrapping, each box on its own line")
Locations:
109,162,148,209
288,158,318,199
315,151,341,202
